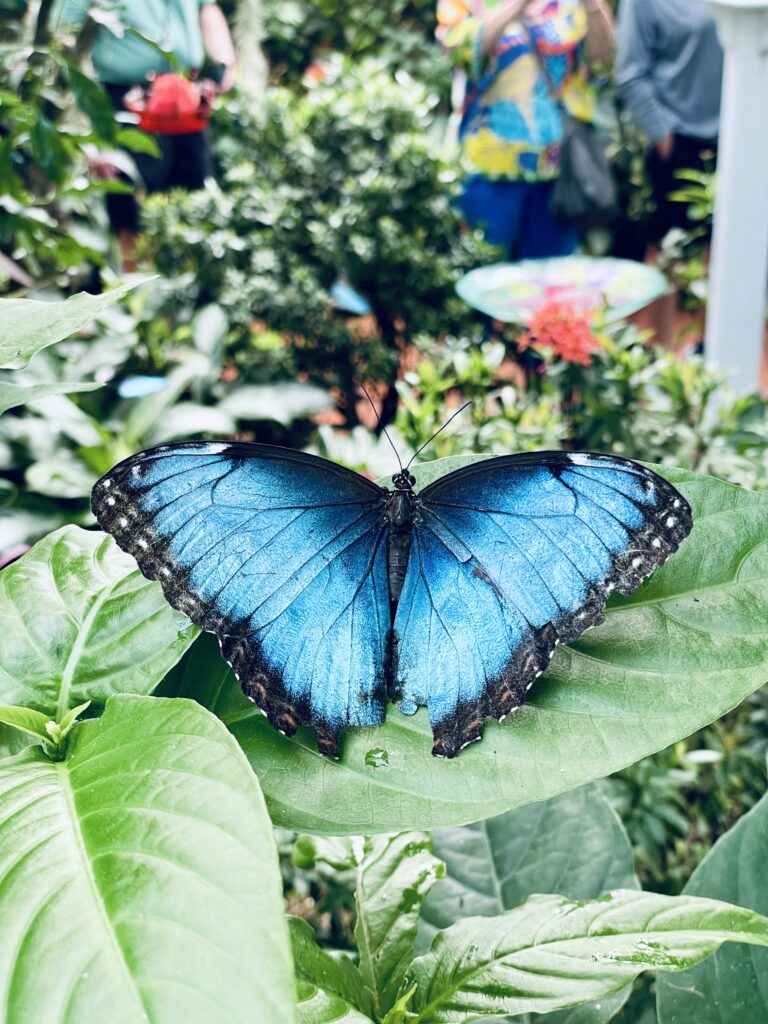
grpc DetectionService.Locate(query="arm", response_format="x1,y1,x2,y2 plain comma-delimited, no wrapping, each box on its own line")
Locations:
615,0,673,148
436,0,533,73
199,3,236,92
582,0,614,65
479,0,535,57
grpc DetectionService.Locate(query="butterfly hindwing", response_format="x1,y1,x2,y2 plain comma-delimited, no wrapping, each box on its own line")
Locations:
91,442,390,755
393,452,692,757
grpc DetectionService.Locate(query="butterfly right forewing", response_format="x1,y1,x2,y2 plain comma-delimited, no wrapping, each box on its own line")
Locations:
392,452,692,756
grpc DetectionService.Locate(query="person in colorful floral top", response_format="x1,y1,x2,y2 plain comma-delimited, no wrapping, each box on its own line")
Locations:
438,0,614,258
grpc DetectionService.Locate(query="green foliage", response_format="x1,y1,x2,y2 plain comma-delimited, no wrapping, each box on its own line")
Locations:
0,527,197,716
656,785,768,1021
404,891,768,1022
0,699,89,759
352,834,444,1016
655,169,716,313
610,694,768,894
286,811,768,1019
288,827,768,1024
0,375,100,415
142,63,491,421
0,695,295,1023
421,784,639,946
392,321,768,491
260,0,450,95
0,287,333,545
395,336,565,458
0,37,137,286
420,784,639,1023
5,9,768,1015
0,282,142,369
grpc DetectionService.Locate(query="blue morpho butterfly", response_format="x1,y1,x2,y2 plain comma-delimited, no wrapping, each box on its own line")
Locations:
91,435,692,758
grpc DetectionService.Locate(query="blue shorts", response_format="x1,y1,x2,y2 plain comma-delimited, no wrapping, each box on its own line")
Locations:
461,176,578,260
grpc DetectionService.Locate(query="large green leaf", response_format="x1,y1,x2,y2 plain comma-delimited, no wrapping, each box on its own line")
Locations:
0,378,101,414
161,463,768,834
421,784,638,944
404,890,768,1022
656,787,768,1021
353,834,445,1019
420,785,639,1023
0,526,197,717
0,695,294,1024
0,282,144,369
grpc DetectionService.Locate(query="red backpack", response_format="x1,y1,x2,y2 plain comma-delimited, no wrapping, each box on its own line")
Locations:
124,73,211,135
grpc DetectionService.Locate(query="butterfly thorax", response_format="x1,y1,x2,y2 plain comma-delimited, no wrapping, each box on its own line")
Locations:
386,471,417,604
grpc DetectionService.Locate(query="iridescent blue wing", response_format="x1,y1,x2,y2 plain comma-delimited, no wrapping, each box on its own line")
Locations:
91,442,390,756
393,452,692,757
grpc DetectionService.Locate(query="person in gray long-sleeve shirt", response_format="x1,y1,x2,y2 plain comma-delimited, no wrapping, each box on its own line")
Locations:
616,0,723,243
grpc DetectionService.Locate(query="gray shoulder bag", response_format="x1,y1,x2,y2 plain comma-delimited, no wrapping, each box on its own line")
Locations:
524,21,619,228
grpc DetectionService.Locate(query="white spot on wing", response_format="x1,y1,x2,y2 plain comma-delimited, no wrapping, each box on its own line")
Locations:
106,496,115,506
201,443,228,454
666,516,676,527
102,479,111,488
118,516,128,527
568,453,596,466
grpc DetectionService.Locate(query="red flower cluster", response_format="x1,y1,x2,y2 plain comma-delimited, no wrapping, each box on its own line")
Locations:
518,302,602,367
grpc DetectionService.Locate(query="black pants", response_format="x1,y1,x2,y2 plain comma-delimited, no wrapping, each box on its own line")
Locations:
646,133,718,245
103,82,214,233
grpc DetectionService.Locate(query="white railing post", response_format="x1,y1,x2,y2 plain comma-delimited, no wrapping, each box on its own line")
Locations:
705,0,768,392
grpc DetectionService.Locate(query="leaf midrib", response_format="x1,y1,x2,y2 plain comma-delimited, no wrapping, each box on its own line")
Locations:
55,760,148,1021
55,538,114,720
355,853,382,1020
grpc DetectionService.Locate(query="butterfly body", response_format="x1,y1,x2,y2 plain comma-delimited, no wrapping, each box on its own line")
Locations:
92,443,692,759
386,470,418,602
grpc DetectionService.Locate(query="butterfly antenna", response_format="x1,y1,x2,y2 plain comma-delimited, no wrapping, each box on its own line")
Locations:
405,402,472,470
360,384,403,472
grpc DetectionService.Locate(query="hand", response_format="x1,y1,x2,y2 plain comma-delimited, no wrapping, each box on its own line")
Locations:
656,134,674,161
199,78,218,108
217,62,236,94
87,155,120,181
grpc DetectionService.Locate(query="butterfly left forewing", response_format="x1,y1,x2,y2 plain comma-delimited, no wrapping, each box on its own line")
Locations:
392,452,692,757
92,441,391,757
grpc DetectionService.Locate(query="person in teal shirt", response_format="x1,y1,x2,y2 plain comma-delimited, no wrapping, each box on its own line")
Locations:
53,0,236,267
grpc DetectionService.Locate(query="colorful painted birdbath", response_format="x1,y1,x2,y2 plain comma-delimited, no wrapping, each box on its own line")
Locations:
456,256,668,324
